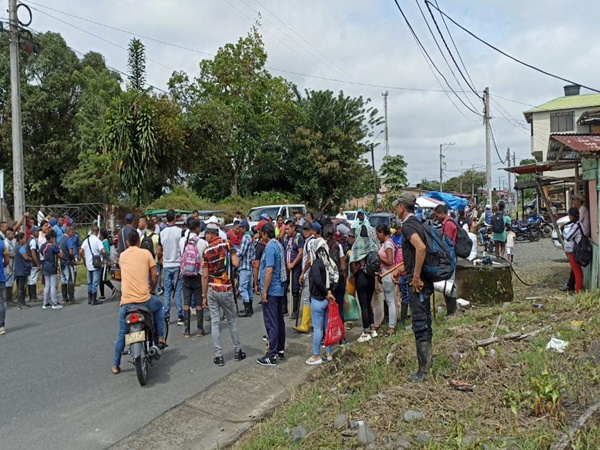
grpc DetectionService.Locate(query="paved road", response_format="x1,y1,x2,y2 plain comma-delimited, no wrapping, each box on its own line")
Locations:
0,287,278,450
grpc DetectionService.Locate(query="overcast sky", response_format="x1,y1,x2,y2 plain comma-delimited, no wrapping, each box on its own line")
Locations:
11,0,600,190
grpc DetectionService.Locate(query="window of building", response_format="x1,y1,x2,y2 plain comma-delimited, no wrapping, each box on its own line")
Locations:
550,111,574,132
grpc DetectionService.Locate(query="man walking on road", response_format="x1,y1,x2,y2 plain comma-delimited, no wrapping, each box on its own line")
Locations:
112,231,166,375
59,226,79,304
202,224,246,367
80,225,107,306
257,222,287,366
27,226,41,303
236,220,255,318
394,192,433,382
159,209,184,325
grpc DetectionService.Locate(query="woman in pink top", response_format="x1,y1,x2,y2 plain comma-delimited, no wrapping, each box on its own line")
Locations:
376,223,398,335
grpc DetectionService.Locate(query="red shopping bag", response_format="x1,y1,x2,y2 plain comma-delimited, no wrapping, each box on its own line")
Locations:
324,301,345,347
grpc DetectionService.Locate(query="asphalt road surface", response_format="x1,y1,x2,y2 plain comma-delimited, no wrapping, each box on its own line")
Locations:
0,287,273,450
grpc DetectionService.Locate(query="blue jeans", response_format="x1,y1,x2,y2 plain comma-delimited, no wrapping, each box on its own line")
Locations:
162,266,183,318
310,296,332,357
238,269,253,304
87,269,101,295
113,295,165,368
399,276,409,305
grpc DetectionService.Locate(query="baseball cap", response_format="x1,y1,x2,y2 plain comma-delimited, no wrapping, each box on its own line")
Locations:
239,219,250,229
393,192,417,209
31,226,39,233
125,213,134,222
357,208,365,215
311,222,322,234
259,213,270,220
206,215,219,224
205,224,219,234
49,218,57,226
348,228,356,238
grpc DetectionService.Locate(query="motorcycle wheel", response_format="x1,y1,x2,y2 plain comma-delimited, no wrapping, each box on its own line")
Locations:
541,224,553,238
164,318,170,341
533,229,541,241
135,355,148,386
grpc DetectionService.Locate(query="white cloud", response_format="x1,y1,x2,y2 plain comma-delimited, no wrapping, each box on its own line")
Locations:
24,0,600,189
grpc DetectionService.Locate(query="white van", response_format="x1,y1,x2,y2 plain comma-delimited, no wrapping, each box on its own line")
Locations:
247,204,306,228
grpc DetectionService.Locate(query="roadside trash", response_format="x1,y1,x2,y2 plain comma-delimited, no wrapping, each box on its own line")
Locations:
570,320,584,331
531,303,544,312
457,298,470,307
448,379,473,392
546,337,568,353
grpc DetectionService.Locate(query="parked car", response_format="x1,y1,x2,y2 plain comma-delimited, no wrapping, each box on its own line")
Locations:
344,210,358,222
246,204,306,229
551,215,571,250
368,212,398,229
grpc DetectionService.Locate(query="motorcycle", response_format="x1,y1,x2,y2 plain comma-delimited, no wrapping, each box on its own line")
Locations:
525,215,553,238
123,307,169,386
511,221,541,242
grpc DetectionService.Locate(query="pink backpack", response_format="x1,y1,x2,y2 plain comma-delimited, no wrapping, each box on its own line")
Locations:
392,240,404,266
180,236,202,276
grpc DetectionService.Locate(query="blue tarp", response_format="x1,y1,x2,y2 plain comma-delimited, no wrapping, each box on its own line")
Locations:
424,191,468,211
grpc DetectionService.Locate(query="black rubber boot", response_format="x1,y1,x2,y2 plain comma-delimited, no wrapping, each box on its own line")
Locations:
408,339,433,383
282,297,289,316
91,293,103,306
196,308,205,336
28,285,37,302
399,303,409,325
248,302,254,317
238,303,248,317
61,285,69,304
183,309,191,338
67,283,79,304
444,296,457,316
290,295,299,320
6,287,14,304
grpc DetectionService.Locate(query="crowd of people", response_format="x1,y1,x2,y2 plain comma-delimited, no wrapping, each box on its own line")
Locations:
0,191,590,381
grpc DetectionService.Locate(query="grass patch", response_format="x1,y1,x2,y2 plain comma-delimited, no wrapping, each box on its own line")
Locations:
234,274,600,449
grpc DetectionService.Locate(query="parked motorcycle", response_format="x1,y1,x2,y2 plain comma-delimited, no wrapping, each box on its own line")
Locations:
511,221,541,242
526,215,553,238
123,307,169,386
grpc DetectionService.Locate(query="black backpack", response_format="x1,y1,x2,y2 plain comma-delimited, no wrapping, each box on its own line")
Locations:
316,213,333,229
491,212,505,233
422,224,456,282
363,251,381,276
573,224,593,267
140,232,155,257
453,223,473,259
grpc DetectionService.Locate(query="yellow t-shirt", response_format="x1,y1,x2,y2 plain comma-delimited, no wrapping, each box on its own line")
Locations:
119,246,156,305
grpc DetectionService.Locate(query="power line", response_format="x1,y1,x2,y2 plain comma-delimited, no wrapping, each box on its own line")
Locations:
392,0,482,118
489,122,506,164
425,0,600,93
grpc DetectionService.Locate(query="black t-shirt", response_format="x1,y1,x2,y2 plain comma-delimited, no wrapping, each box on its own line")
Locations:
118,226,133,254
401,215,427,283
255,241,266,262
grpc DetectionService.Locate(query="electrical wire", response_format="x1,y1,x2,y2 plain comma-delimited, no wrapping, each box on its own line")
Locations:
412,0,480,111
392,0,482,118
489,122,506,164
425,0,600,93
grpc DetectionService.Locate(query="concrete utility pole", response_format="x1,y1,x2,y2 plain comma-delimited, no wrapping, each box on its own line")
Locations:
506,148,511,205
9,0,25,227
439,142,454,192
484,87,492,205
370,144,378,208
382,91,389,157
471,163,475,198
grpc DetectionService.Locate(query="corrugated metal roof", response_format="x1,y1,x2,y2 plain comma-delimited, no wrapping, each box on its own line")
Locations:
551,134,600,153
503,161,578,175
524,93,600,114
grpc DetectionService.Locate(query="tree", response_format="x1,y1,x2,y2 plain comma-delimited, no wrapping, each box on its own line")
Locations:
127,38,146,92
516,158,536,202
380,154,408,194
442,169,485,195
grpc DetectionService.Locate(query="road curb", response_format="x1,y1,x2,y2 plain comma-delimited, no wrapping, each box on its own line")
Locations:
109,333,314,450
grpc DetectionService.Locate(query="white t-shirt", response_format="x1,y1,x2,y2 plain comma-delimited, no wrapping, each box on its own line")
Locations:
161,225,184,268
335,213,348,220
179,232,208,274
82,234,104,271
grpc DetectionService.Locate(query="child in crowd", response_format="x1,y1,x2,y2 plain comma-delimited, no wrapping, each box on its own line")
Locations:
505,223,515,264
40,230,64,309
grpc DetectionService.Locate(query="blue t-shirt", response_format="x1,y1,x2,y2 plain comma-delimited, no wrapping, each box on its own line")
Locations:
59,235,75,266
260,240,285,297
41,243,61,275
391,233,402,248
53,224,64,243
0,240,5,283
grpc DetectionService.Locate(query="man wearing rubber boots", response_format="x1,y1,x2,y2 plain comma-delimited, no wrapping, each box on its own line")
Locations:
393,192,433,382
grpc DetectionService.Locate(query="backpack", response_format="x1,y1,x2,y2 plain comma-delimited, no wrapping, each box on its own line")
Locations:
422,224,456,282
491,212,505,233
392,240,403,266
573,224,593,267
318,247,340,288
363,251,381,276
316,213,333,229
453,223,474,259
140,232,155,257
328,238,343,278
180,236,202,276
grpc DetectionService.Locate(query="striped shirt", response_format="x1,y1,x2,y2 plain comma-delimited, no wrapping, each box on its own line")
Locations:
237,233,255,272
202,237,234,292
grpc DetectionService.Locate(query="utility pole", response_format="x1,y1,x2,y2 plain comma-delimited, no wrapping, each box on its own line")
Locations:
9,0,25,227
512,152,517,208
439,142,454,192
370,144,378,208
471,163,475,199
382,91,389,157
484,87,492,206
506,148,511,207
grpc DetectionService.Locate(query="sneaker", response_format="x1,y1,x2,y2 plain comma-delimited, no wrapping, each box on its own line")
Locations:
196,328,206,337
52,304,64,310
235,349,247,361
357,332,372,343
257,355,277,366
213,356,225,367
42,304,50,309
97,295,106,300
305,356,323,366
0,327,5,335
370,329,378,338
325,354,333,362
177,317,184,326
262,335,268,342
277,351,285,360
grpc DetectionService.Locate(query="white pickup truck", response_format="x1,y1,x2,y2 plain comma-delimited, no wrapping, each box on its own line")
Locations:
247,204,306,229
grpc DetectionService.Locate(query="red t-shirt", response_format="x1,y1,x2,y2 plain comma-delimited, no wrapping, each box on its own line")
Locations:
441,216,458,245
227,229,242,247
